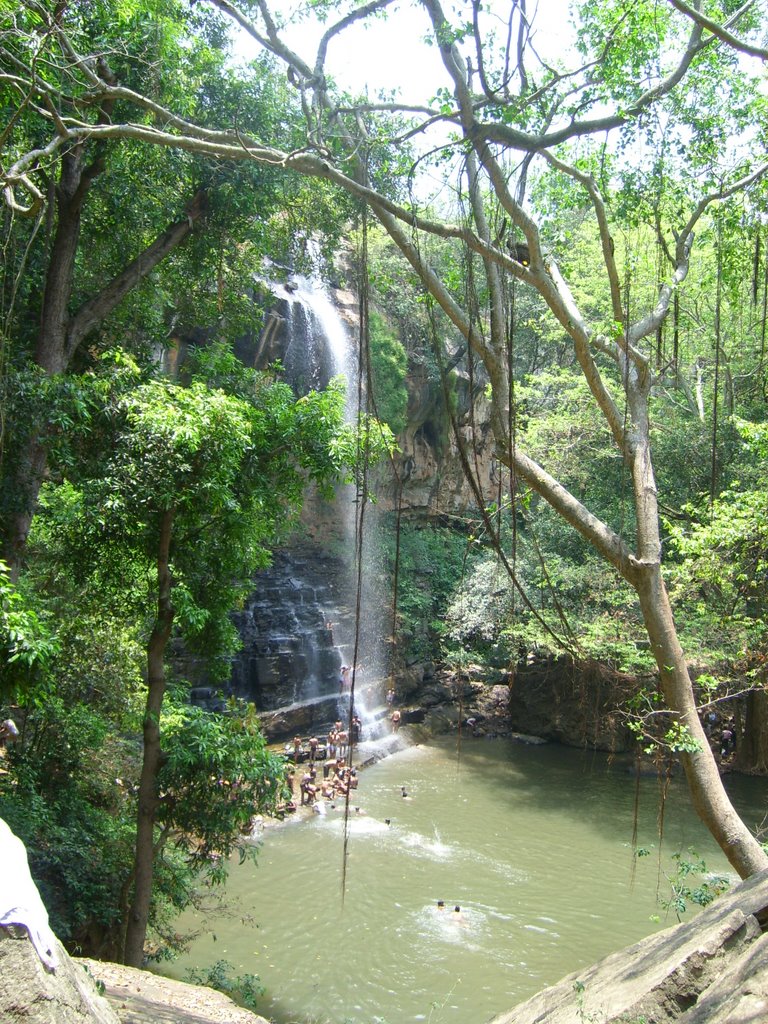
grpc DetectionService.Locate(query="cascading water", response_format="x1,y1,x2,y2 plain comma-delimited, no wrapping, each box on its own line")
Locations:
229,271,393,744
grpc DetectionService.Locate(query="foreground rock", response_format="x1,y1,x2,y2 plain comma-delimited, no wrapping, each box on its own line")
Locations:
77,960,269,1024
491,868,768,1024
0,929,119,1024
1,815,267,1024
0,934,270,1024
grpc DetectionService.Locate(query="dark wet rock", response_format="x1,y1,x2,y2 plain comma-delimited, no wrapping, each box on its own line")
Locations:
256,693,342,740
402,707,426,724
225,548,354,713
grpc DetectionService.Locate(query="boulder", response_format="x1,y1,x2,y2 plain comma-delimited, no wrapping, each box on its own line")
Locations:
77,958,271,1024
257,693,341,740
0,817,270,1024
490,869,768,1024
0,817,119,1024
0,930,120,1024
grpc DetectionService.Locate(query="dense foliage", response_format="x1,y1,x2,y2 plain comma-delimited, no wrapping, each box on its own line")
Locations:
2,0,768,960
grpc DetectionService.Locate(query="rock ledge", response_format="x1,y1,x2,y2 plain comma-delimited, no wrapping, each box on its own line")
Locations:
491,868,768,1024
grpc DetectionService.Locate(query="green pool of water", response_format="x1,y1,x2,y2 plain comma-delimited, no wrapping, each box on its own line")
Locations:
160,736,765,1023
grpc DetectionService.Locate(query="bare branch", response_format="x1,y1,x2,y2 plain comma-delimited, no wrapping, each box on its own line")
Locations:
315,0,396,79
475,17,708,152
210,0,313,80
667,0,767,61
540,148,624,328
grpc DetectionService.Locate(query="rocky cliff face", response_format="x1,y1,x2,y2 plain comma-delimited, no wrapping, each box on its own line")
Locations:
228,547,350,711
252,280,497,517
377,358,499,515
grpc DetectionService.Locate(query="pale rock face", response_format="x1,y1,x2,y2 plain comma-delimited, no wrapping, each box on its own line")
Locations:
0,818,120,1024
490,869,768,1024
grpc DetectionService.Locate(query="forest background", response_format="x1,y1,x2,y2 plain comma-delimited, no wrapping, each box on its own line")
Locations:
1,0,768,973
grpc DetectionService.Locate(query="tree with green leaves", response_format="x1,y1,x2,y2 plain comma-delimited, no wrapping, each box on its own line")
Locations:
3,0,768,883
25,345,389,964
0,0,355,574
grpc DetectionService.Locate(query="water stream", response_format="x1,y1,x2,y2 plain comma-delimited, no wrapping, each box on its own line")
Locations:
232,271,389,734
160,737,766,1024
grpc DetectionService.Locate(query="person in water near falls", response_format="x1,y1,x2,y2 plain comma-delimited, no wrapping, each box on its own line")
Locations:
339,665,352,693
337,728,349,757
350,713,362,744
391,709,401,732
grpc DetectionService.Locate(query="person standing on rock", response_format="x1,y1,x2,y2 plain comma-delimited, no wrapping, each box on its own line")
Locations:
300,768,317,805
391,709,401,732
327,726,337,760
337,728,349,758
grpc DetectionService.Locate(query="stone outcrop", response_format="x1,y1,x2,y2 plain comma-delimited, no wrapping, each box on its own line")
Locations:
404,656,638,753
1,815,119,1024
257,693,342,740
491,869,768,1024
507,656,637,751
0,933,272,1024
77,959,270,1024
0,930,119,1024
228,548,350,712
0,817,270,1024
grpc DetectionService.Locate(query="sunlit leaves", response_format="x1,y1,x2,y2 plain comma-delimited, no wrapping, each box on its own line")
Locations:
0,560,59,695
158,696,287,871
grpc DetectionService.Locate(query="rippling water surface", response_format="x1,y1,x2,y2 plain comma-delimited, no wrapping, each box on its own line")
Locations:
161,737,765,1024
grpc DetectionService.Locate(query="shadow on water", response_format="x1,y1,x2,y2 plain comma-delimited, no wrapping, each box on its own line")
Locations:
443,735,764,856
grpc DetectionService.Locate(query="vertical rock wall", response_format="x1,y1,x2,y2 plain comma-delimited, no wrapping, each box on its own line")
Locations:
229,547,356,711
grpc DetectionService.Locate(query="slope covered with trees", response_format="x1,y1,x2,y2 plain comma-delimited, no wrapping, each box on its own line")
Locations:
1,0,768,965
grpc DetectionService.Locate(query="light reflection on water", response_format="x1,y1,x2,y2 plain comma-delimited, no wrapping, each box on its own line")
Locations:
159,737,763,1024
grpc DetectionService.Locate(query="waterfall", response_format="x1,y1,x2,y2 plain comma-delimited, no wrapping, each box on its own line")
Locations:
226,273,391,741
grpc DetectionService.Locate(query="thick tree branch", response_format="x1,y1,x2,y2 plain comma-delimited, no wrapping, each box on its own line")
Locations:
667,0,767,61
540,148,624,326
629,160,768,347
314,0,396,80
65,190,208,361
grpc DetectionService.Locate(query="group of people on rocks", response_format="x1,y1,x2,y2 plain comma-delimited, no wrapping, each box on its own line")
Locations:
287,715,366,766
276,677,406,813
296,756,359,806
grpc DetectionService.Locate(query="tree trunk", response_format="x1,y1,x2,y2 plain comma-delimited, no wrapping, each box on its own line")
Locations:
123,509,175,967
738,688,768,774
3,179,205,575
5,149,92,575
635,566,768,877
623,361,768,878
